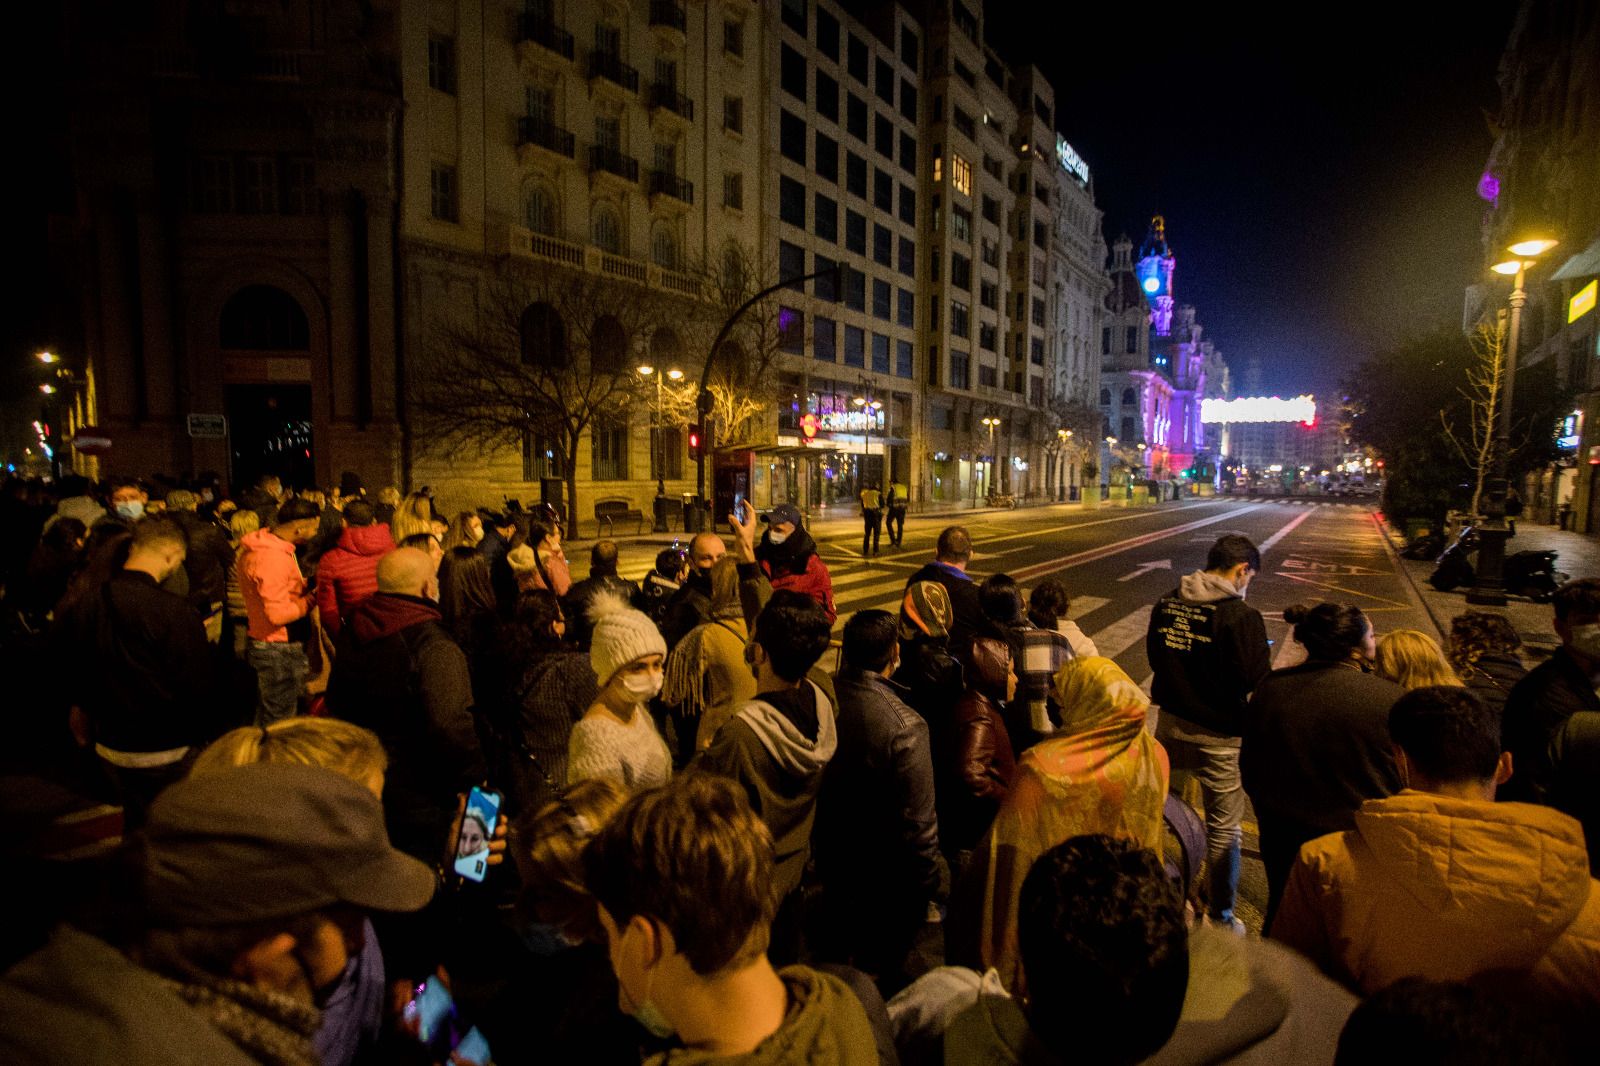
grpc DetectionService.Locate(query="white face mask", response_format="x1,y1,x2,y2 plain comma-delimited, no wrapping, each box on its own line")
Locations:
114,500,145,521
619,671,663,701
1569,623,1600,660
768,530,790,545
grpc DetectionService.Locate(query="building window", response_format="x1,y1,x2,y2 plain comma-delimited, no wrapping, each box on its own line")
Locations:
932,153,942,184
900,25,918,66
526,183,557,235
1126,327,1138,354
950,300,969,338
816,6,839,58
724,96,744,134
649,427,684,481
1031,337,1046,365
898,236,916,277
1100,388,1112,405
953,107,975,138
781,44,807,101
815,132,839,182
952,205,972,243
816,70,839,121
981,195,1000,224
651,225,679,269
844,324,865,367
847,94,868,141
845,210,866,254
781,0,807,35
980,238,999,267
980,281,998,310
846,152,868,197
873,223,893,266
847,33,868,82
430,164,458,222
1122,387,1137,405
814,193,838,242
814,254,838,300
875,113,894,158
899,184,916,225
951,154,972,196
950,350,970,389
1032,297,1046,327
899,131,916,173
951,253,971,290
239,156,278,214
1102,327,1112,355
522,429,563,481
1033,221,1048,249
591,202,621,252
979,364,998,388
1030,377,1046,406
876,57,895,104
723,172,743,210
815,315,837,361
779,306,805,353
591,421,629,481
900,81,918,122
874,168,893,211
428,35,457,95
1121,415,1136,440
844,267,866,311
779,240,805,289
897,288,914,327
896,339,914,378
779,176,806,227
283,158,318,215
930,402,952,429
872,332,891,372
780,110,806,163
873,278,891,320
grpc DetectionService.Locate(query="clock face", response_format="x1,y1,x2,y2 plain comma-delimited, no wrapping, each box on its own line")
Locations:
1136,257,1167,299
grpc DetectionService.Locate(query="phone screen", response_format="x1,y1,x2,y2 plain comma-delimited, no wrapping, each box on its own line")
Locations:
403,978,454,1045
453,1027,492,1066
453,786,501,883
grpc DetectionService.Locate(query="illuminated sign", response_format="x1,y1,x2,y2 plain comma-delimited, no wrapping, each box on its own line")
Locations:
1571,279,1597,324
1055,135,1090,186
1558,410,1582,450
799,412,819,440
816,409,884,433
1201,395,1318,425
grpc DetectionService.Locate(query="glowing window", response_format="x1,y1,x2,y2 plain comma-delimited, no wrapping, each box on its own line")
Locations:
951,154,972,196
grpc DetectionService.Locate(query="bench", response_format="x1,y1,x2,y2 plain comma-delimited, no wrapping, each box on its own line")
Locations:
594,497,645,537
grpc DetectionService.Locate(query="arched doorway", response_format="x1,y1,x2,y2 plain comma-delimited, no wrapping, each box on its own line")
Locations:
220,285,316,490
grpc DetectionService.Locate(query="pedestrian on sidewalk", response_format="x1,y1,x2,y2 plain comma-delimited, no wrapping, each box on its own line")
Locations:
237,497,322,725
1501,578,1600,806
861,482,884,557
886,483,908,547
1145,533,1271,933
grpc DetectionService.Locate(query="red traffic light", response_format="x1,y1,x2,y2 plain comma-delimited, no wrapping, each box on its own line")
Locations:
688,424,702,459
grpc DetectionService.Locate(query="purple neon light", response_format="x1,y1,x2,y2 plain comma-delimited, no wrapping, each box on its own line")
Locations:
1477,172,1499,204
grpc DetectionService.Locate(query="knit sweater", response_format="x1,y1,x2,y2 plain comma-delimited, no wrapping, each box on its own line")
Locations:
567,706,672,791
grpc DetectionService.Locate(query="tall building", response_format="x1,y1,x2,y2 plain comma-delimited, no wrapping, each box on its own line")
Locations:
1045,127,1108,497
1474,0,1600,530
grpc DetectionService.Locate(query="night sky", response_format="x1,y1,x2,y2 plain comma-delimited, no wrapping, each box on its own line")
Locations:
989,2,1515,399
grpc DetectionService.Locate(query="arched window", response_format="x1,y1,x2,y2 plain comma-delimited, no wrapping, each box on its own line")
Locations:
525,183,557,236
220,285,310,350
721,245,747,297
520,303,569,368
591,314,628,373
650,223,678,269
1121,387,1137,405
1099,388,1111,405
591,202,622,254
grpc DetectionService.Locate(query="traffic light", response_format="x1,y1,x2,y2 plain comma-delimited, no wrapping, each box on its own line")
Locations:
687,424,702,461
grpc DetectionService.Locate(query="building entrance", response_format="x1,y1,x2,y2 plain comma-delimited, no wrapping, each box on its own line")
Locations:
226,384,314,492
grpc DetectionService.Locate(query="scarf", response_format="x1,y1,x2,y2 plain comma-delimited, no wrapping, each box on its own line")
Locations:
159,964,321,1066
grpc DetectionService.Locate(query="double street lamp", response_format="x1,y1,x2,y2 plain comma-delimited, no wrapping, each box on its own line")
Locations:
638,363,684,532
1056,428,1072,500
852,384,883,490
1467,233,1559,605
982,416,1001,498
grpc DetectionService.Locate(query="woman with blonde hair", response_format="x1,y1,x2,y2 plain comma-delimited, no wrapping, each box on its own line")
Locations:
225,508,261,656
1375,629,1464,691
442,510,485,552
191,716,389,795
389,490,436,545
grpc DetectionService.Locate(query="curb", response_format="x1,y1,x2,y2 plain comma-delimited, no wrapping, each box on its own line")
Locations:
1373,512,1449,644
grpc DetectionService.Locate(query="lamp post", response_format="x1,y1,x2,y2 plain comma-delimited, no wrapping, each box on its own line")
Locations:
852,382,883,493
982,416,1000,500
1468,235,1558,605
1057,428,1071,501
639,364,684,532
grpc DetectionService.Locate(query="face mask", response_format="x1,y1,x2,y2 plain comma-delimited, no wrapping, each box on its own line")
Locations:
114,501,144,521
620,671,663,700
768,530,790,545
1569,623,1600,659
200,489,214,503
631,1000,676,1041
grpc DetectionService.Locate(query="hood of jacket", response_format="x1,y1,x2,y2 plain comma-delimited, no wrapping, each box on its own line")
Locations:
1177,569,1244,604
968,636,1012,703
345,592,443,644
1354,791,1593,963
334,522,395,557
737,681,838,779
240,527,296,556
655,966,874,1065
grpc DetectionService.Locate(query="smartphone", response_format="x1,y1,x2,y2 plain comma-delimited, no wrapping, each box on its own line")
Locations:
453,1027,492,1066
403,978,455,1045
452,786,502,883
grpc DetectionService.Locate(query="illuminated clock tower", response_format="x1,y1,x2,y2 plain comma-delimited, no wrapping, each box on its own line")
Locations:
1136,216,1176,337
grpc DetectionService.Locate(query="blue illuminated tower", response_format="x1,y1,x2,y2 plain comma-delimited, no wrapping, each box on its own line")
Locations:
1136,216,1176,337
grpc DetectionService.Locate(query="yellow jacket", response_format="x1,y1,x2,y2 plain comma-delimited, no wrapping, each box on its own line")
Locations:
1273,791,1600,1006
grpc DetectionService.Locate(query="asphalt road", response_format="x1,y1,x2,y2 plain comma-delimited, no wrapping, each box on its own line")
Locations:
604,496,1436,934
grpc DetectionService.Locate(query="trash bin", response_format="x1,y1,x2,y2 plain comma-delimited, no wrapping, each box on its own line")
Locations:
682,493,706,533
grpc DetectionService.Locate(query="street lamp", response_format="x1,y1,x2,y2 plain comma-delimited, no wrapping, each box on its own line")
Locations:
982,416,1001,499
852,386,883,491
639,364,685,531
37,350,58,365
39,384,56,395
1468,233,1559,605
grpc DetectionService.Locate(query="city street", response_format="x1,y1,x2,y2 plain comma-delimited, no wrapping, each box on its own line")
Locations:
603,495,1436,933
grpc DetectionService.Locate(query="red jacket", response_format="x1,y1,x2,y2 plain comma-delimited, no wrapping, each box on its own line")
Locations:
238,529,311,642
314,523,395,637
760,553,837,624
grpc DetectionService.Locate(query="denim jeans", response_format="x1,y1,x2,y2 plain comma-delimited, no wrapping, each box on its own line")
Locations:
1158,716,1244,922
249,639,308,725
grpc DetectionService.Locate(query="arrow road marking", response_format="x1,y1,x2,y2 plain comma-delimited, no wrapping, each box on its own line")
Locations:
1117,559,1173,582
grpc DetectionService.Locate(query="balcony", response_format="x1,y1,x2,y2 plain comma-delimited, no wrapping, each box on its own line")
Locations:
649,1,688,43
587,50,639,95
517,16,574,66
588,144,640,186
648,170,695,209
646,83,694,128
517,117,576,167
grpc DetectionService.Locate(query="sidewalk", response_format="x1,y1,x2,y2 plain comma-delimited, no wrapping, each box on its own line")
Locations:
1383,519,1600,654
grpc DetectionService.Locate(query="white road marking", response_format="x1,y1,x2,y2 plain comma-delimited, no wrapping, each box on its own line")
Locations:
1009,505,1267,582
1259,508,1315,555
1117,559,1173,582
1087,605,1154,661
1068,595,1112,621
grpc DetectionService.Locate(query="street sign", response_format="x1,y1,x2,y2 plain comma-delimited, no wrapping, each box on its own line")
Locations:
71,426,112,456
187,413,228,439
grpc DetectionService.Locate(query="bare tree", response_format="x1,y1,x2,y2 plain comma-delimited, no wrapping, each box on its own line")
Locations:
684,243,792,448
411,266,682,538
1441,316,1506,518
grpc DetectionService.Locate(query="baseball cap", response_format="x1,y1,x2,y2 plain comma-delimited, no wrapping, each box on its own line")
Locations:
761,502,804,529
137,762,436,926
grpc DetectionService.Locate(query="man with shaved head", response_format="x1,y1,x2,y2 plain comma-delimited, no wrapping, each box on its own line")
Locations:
327,546,484,860
662,530,728,647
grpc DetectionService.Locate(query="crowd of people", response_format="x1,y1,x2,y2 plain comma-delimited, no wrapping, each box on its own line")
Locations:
0,471,1596,1065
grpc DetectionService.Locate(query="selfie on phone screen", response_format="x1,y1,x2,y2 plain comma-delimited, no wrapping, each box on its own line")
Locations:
453,787,500,882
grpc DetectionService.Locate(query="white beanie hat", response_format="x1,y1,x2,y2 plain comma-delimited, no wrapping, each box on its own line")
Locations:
588,591,668,686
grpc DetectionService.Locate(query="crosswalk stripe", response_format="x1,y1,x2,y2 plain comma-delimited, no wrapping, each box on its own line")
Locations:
1067,595,1112,621
1086,605,1153,661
